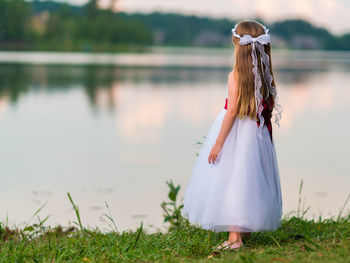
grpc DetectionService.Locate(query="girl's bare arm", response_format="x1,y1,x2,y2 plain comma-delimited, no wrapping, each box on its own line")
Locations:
208,71,239,164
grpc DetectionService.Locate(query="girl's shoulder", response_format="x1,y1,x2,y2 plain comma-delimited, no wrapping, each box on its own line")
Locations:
228,71,237,87
228,70,235,81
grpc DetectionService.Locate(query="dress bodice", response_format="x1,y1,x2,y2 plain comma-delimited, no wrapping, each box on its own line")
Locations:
224,95,274,140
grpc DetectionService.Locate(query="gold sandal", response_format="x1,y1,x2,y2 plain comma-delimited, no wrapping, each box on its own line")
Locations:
216,240,244,250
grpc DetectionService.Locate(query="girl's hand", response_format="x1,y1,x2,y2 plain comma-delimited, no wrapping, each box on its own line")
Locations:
208,143,222,164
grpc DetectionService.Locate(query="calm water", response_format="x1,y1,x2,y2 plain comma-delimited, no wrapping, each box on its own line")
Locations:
0,48,349,232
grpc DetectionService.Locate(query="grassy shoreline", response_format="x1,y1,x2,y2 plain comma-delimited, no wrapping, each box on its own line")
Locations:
1,181,349,262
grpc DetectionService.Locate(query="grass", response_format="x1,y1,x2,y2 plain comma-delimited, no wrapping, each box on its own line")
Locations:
0,181,349,263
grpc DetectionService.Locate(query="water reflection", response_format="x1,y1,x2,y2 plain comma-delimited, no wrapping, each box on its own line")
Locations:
0,63,338,114
0,65,232,111
0,51,349,231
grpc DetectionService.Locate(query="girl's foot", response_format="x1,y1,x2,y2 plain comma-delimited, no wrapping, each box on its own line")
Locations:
228,240,244,250
216,240,244,250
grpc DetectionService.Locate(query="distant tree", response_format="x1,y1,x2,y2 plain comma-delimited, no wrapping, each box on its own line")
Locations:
0,0,32,42
336,33,350,50
85,0,99,18
270,19,335,49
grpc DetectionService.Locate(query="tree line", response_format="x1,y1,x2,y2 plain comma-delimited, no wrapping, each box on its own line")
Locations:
0,0,152,51
0,0,349,51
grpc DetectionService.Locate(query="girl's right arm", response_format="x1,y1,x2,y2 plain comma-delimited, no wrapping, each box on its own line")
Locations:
208,71,238,164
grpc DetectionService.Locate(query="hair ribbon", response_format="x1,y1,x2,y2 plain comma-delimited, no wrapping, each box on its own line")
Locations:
231,24,282,134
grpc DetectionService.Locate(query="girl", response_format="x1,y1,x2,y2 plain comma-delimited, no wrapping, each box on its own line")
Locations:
182,21,283,250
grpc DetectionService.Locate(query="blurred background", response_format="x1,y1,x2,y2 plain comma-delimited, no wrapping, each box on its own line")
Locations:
0,0,349,232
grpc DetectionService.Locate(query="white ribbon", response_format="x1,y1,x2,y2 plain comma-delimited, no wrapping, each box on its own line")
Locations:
231,24,283,131
239,34,270,45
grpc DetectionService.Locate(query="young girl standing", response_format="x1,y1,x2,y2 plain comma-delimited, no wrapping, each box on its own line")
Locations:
183,20,283,250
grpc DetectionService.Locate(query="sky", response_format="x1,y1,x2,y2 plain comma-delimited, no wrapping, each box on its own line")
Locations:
51,0,350,35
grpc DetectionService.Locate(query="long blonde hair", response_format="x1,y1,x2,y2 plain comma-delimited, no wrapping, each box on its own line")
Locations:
233,21,276,120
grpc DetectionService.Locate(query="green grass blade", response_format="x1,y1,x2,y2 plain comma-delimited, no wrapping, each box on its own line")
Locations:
103,201,118,233
125,221,143,252
25,200,48,228
67,192,83,231
337,193,350,221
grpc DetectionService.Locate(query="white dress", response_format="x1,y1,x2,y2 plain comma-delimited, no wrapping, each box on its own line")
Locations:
182,89,282,233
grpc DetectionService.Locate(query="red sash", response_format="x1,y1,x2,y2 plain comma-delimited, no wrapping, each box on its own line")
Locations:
224,97,274,140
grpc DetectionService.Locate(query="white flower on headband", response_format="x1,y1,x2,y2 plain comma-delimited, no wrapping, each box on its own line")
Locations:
231,23,282,130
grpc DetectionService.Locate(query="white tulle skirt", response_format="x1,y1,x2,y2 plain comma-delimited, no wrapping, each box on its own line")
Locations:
182,109,282,232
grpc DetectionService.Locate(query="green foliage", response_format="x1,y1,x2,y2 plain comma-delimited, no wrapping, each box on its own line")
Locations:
0,0,33,42
124,12,235,46
271,19,332,42
1,0,350,51
0,0,153,52
161,180,186,231
270,19,350,50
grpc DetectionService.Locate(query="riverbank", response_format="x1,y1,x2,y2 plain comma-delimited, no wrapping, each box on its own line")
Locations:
1,213,349,262
1,182,349,262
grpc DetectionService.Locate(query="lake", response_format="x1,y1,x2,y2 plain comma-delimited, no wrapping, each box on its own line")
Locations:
0,48,349,232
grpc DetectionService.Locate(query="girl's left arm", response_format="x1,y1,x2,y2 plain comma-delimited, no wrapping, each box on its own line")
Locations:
208,71,238,164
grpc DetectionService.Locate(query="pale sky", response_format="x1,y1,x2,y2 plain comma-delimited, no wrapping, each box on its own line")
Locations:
52,0,350,35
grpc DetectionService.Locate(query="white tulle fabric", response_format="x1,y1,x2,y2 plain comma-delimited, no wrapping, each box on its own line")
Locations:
182,108,283,232
231,24,282,130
